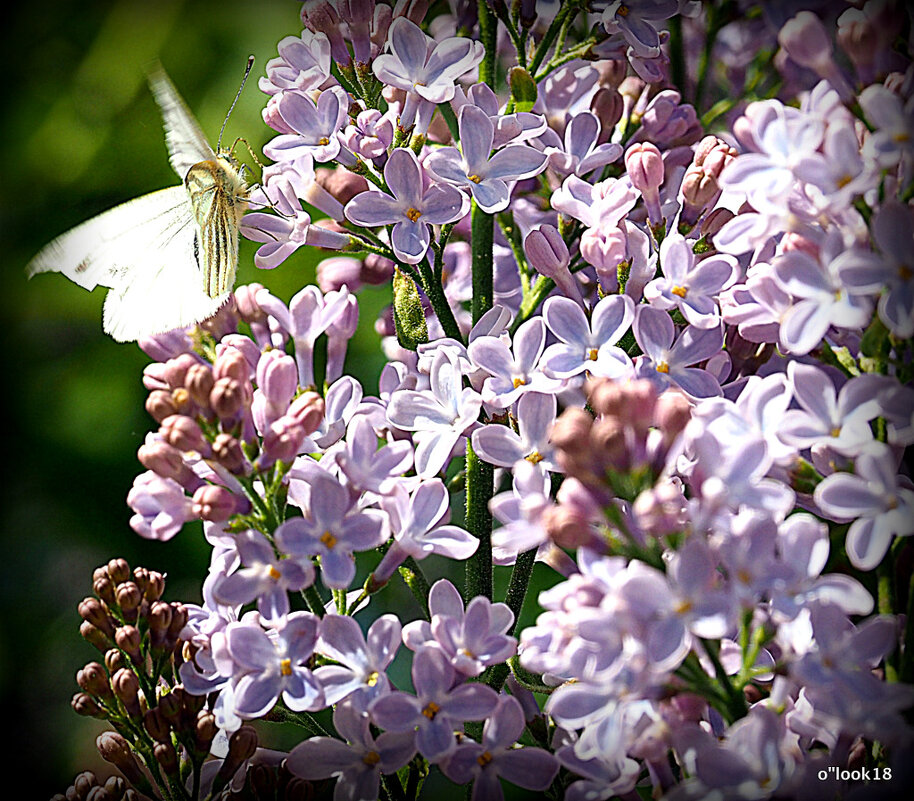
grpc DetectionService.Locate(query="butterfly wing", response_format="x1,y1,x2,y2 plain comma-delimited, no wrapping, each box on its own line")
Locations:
147,64,215,180
27,186,229,341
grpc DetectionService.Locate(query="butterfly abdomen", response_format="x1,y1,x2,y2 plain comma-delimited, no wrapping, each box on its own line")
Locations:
185,157,249,298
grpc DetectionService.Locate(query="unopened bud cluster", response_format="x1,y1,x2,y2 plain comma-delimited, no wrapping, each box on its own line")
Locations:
547,378,691,547
130,304,328,540
51,771,139,801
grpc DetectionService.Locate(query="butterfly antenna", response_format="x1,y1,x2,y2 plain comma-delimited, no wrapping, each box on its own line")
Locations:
217,55,255,153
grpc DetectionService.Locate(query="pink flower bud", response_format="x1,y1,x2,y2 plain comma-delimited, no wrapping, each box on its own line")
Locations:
160,415,211,456
163,353,200,390
185,363,215,409
318,256,364,292
213,345,254,383
137,440,200,490
210,377,248,422
778,11,833,71
256,349,298,408
625,142,664,223
192,485,240,522
286,391,325,437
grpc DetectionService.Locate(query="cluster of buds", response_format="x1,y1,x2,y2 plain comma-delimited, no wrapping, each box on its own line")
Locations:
546,379,692,548
67,561,250,800
131,321,326,540
74,559,186,665
51,771,139,801
678,135,739,231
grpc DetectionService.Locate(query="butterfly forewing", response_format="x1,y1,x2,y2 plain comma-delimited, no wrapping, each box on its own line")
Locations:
185,156,249,298
147,65,214,180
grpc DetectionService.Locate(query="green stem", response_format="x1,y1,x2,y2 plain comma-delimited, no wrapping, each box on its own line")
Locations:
477,1,498,88
417,255,463,343
701,639,748,723
470,201,495,324
528,2,576,76
878,557,899,682
485,547,537,691
302,584,326,617
465,441,494,601
901,566,914,684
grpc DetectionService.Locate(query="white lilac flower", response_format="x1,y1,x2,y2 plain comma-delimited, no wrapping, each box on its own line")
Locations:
643,233,737,328
334,415,413,496
633,305,724,399
471,391,558,471
541,293,635,380
345,147,468,264
468,316,562,408
313,614,401,711
814,443,914,570
386,347,483,478
425,104,548,213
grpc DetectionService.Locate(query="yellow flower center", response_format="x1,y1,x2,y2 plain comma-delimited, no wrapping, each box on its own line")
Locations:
672,285,688,298
830,426,841,437
587,347,599,361
477,750,494,767
525,451,544,465
366,671,380,687
269,565,282,581
899,264,913,280
405,207,422,222
320,530,337,549
422,701,440,720
468,174,482,183
363,751,381,766
318,137,330,145
280,658,293,676
513,377,527,388
656,361,670,374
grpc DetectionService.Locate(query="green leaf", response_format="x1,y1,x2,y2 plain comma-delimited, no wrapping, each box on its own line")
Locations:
860,315,891,359
509,66,538,112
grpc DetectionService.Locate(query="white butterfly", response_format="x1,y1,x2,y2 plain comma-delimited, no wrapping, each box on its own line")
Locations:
27,65,251,342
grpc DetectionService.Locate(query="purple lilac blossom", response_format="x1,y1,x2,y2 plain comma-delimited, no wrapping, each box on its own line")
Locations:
345,147,468,264
541,293,635,380
425,104,548,213
470,391,558,471
643,233,737,328
814,443,914,570
224,612,324,717
439,695,560,799
274,469,387,589
633,305,724,398
286,699,416,801
368,646,499,761
313,614,401,710
386,347,483,478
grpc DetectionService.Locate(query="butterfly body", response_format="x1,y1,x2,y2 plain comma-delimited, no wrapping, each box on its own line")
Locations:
27,66,250,342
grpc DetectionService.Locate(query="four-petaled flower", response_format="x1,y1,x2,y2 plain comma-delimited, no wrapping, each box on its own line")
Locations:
345,148,468,264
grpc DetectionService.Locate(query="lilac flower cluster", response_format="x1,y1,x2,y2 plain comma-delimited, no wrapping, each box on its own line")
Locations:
56,2,914,801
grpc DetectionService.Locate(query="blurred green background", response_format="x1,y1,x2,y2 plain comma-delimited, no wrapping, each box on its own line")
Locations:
0,1,382,795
